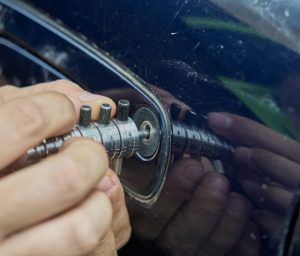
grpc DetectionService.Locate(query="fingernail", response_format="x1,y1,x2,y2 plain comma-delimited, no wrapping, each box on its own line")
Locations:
208,113,232,131
234,147,253,165
97,176,114,192
201,173,229,193
79,92,103,102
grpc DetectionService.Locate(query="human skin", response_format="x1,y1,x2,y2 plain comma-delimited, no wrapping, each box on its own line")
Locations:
124,91,260,256
0,80,131,256
209,112,300,247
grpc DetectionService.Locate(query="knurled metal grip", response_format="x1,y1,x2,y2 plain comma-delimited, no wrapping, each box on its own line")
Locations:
171,121,234,160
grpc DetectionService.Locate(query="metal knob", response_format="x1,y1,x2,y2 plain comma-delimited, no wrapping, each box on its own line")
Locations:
79,105,92,127
99,103,112,125
117,100,130,121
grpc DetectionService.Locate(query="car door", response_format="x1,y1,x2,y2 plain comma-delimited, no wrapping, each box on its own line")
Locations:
1,0,300,255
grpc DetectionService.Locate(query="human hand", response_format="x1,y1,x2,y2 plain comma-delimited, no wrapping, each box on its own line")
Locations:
97,86,260,255
98,85,191,120
87,169,131,256
128,158,260,256
208,112,300,237
0,80,130,256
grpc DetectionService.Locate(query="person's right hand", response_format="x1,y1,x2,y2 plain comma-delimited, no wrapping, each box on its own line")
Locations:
0,80,131,256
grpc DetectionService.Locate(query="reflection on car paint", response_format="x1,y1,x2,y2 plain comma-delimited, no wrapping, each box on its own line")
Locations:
1,0,300,255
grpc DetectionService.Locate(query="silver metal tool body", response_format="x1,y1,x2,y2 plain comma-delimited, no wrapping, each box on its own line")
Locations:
21,100,234,170
172,121,233,160
24,100,140,166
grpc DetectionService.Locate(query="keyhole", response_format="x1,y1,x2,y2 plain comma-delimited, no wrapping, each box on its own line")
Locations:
140,120,153,144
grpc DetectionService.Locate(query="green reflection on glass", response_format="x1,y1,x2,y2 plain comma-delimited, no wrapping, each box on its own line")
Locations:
220,77,299,139
182,16,271,41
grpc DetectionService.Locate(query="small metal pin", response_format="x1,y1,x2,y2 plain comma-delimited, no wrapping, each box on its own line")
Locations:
99,103,112,125
79,105,92,127
117,99,130,121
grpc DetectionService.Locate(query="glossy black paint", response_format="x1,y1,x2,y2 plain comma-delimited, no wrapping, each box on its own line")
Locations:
1,0,300,255
23,0,300,117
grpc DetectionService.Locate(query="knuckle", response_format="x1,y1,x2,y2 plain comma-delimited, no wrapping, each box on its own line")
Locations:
69,214,100,254
12,97,47,138
45,91,77,123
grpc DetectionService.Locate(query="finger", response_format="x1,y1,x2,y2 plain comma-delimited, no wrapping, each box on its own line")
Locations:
235,147,300,189
0,138,108,238
159,172,229,255
151,86,191,120
98,88,146,108
197,193,252,256
0,191,113,256
253,210,284,235
201,157,216,172
234,161,263,181
163,100,190,120
96,170,131,249
230,222,261,256
85,229,117,256
208,112,300,163
241,179,293,214
100,86,190,120
0,92,77,169
0,80,116,119
128,158,208,240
